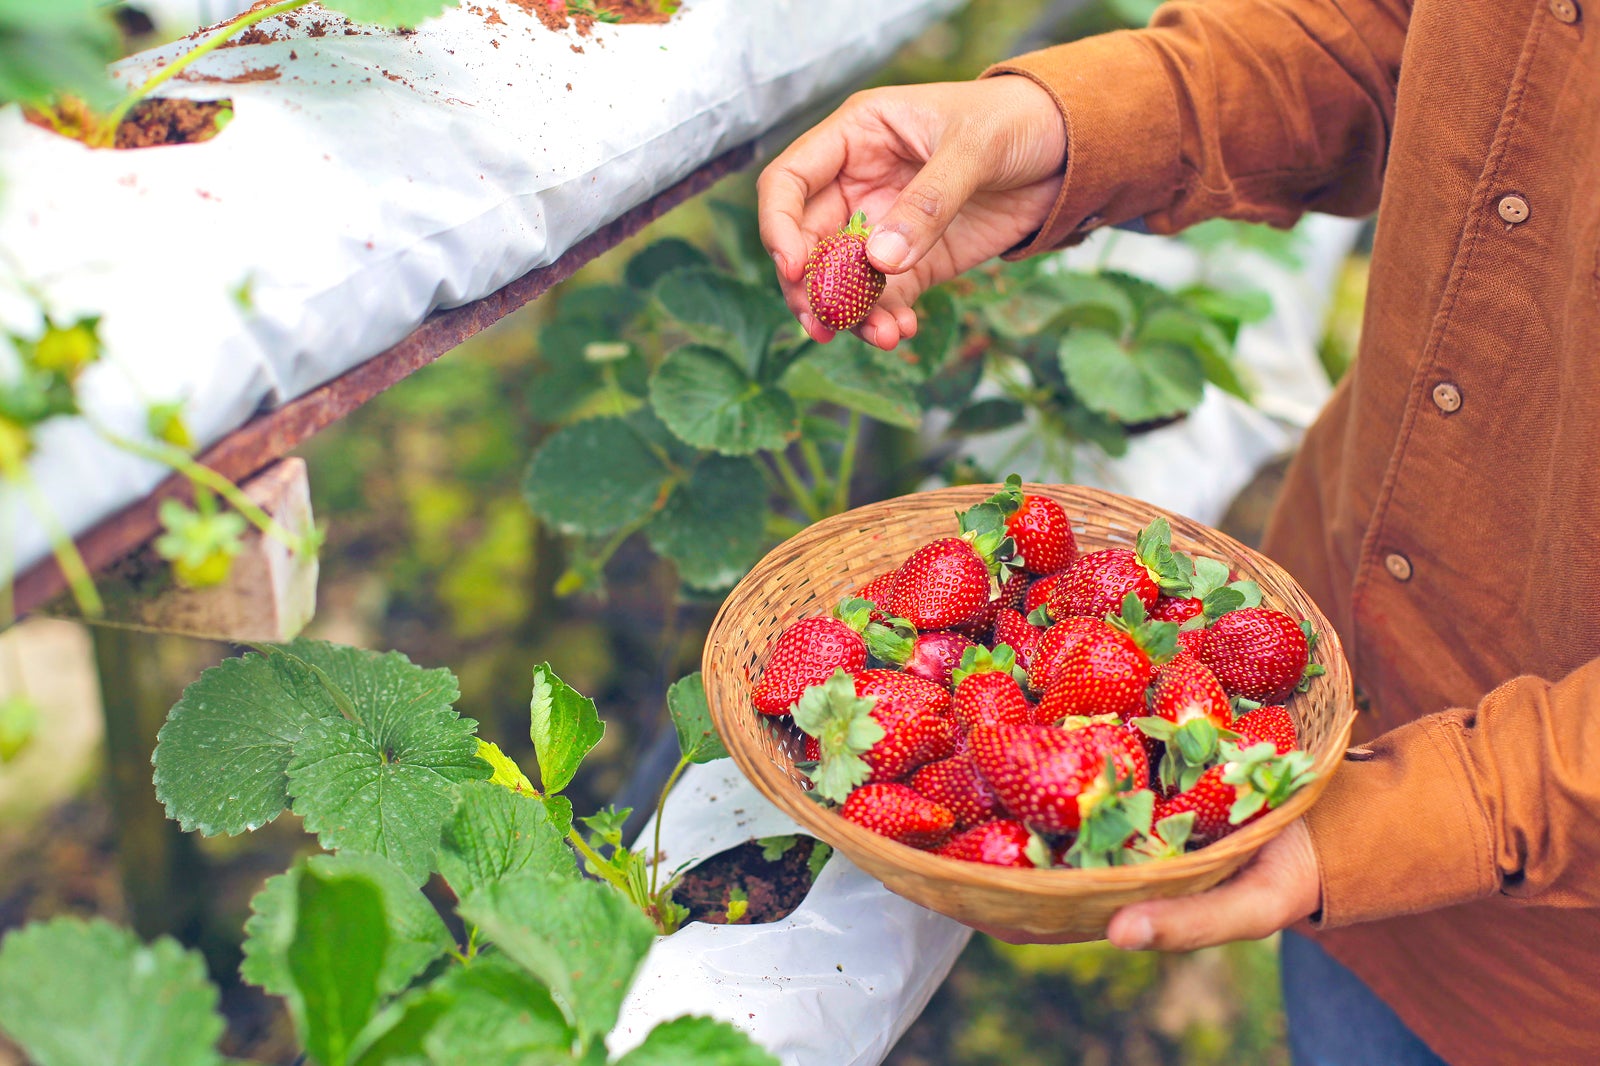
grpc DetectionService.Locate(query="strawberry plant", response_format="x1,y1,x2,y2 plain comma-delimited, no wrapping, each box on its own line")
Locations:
0,641,785,1064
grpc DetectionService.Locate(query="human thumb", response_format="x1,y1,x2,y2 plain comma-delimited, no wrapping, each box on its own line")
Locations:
865,143,984,274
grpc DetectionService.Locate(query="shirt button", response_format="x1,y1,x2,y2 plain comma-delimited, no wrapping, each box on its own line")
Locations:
1550,0,1580,24
1385,553,1413,581
1432,382,1462,413
1498,195,1530,224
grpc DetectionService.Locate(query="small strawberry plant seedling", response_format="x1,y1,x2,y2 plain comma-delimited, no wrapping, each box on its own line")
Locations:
0,641,786,1065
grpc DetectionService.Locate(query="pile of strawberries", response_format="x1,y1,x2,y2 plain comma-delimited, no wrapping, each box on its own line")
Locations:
750,477,1324,870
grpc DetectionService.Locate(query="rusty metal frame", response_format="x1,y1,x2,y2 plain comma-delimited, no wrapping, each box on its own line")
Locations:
14,142,757,618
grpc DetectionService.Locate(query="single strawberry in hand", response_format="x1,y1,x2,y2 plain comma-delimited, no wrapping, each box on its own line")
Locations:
936,819,1037,867
1233,703,1298,754
950,644,1032,731
909,752,1006,828
1198,607,1325,702
751,597,910,715
840,782,954,848
804,210,887,331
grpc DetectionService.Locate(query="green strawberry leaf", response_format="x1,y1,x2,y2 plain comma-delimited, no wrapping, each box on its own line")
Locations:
791,670,884,804
437,780,580,897
1231,580,1264,608
522,414,672,536
778,336,922,428
624,238,712,290
654,270,792,378
807,840,834,880
476,739,537,795
668,672,727,764
614,1015,781,1066
1138,306,1252,401
903,286,961,382
708,200,770,282
650,345,797,455
0,918,225,1066
287,704,489,884
645,455,768,590
286,865,389,1066
458,873,657,1049
578,806,631,849
1189,557,1232,598
0,0,119,109
323,0,461,28
153,640,459,838
1059,327,1206,424
758,834,799,862
948,398,1027,435
241,853,453,1002
1201,586,1247,620
417,955,575,1065
528,663,604,796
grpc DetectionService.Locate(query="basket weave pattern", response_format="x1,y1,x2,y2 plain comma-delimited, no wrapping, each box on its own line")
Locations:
703,483,1355,940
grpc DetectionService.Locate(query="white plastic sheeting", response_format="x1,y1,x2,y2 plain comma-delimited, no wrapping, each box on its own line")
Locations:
0,0,961,579
609,761,972,1066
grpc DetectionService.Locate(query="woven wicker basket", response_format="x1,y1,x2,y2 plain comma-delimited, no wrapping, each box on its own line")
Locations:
703,482,1355,941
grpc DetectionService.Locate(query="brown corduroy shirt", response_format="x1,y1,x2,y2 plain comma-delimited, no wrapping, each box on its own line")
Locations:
985,1,1600,1062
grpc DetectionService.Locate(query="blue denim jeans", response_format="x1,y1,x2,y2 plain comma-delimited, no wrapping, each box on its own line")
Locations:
1279,930,1450,1065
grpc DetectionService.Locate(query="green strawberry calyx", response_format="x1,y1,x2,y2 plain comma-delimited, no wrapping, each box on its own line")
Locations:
833,597,916,664
1182,556,1262,626
1053,712,1123,730
1123,811,1197,864
1108,592,1180,664
1134,518,1198,595
839,210,873,241
1218,740,1317,824
979,473,1026,521
1133,715,1239,792
1064,757,1156,869
792,669,885,805
950,642,1016,687
1296,620,1328,691
955,497,1017,576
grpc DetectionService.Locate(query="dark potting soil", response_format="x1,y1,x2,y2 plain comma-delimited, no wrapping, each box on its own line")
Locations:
674,838,821,925
116,98,234,148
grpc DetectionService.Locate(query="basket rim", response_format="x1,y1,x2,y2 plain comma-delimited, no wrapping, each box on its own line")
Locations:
704,481,1357,890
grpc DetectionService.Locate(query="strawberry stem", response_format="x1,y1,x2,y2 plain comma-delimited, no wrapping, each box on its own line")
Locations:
832,411,861,515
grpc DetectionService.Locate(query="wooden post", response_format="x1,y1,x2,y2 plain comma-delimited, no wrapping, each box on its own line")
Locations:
53,458,318,643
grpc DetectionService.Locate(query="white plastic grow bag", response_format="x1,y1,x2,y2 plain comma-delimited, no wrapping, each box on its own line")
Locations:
0,0,961,580
608,760,972,1066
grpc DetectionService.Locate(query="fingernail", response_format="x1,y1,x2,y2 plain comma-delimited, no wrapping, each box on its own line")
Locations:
1117,914,1154,951
772,250,789,277
867,229,910,271
799,311,819,338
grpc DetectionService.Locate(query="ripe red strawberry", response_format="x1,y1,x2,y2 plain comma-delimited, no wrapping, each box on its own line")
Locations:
948,597,1003,640
1234,704,1298,754
1159,741,1317,843
1005,494,1077,574
840,782,954,848
1198,607,1322,702
854,669,957,781
1036,624,1153,722
1147,654,1233,730
997,569,1031,610
854,570,901,617
1023,572,1064,617
1048,519,1193,620
802,733,821,762
902,631,977,686
992,608,1042,671
804,211,886,331
1149,595,1203,623
894,537,993,630
1176,626,1209,658
1134,654,1234,791
909,753,1005,828
751,615,867,716
935,819,1035,867
950,645,1032,731
1025,616,1107,693
968,722,1145,834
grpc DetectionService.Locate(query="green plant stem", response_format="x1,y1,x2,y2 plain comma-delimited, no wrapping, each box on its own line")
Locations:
648,755,691,899
831,411,861,516
565,828,631,893
5,459,102,618
769,450,821,524
92,423,312,556
94,0,311,147
798,438,831,501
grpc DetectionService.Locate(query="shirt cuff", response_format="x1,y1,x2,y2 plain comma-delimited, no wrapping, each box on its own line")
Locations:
980,31,1184,258
1304,712,1499,928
